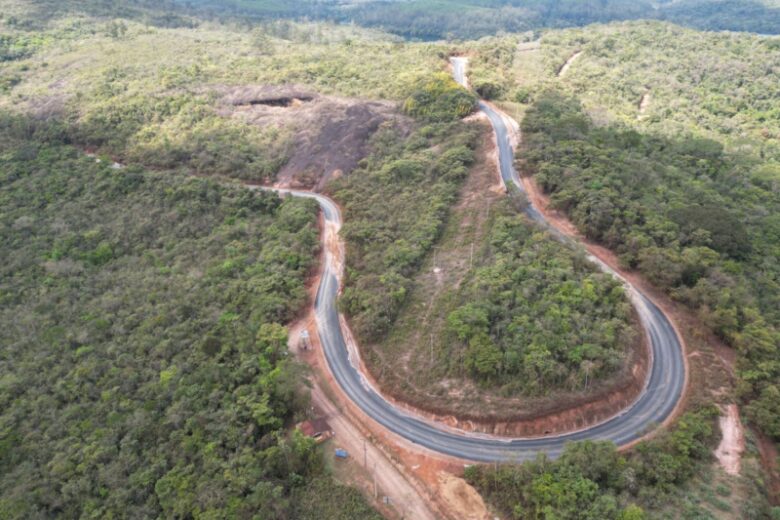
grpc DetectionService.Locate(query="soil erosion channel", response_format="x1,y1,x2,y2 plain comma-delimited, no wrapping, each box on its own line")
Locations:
260,59,687,462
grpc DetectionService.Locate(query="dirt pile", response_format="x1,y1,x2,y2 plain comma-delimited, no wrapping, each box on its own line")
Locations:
437,473,491,520
217,85,407,190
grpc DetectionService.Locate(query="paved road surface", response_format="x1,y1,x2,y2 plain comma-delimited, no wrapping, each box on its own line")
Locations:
258,60,686,461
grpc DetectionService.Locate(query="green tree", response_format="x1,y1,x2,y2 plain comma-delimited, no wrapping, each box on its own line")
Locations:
465,332,503,379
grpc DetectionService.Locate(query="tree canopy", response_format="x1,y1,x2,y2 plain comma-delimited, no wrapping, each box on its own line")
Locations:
0,115,379,519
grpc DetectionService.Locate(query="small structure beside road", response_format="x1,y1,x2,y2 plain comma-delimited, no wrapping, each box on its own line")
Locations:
297,417,334,444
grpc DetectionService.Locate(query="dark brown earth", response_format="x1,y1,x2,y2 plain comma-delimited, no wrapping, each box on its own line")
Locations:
217,85,409,191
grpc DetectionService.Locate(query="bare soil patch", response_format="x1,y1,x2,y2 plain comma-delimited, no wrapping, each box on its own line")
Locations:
715,404,745,476
217,85,408,191
557,50,582,78
757,431,780,505
438,473,491,520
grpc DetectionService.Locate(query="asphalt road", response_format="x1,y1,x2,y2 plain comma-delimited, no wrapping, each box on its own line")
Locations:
262,59,686,462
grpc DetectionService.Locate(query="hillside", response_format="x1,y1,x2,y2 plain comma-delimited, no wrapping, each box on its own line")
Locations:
463,21,780,441
0,114,386,518
469,22,780,158
448,21,780,518
3,2,780,520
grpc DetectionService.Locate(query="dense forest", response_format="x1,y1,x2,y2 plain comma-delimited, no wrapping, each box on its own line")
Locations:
0,115,379,519
445,210,634,393
179,0,780,39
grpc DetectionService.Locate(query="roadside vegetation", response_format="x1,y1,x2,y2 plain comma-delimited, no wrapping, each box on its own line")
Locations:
364,182,642,420
445,210,634,393
466,407,780,519
519,89,780,446
451,20,780,518
463,18,780,480
0,115,383,518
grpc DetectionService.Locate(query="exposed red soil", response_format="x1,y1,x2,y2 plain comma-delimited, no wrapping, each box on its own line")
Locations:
515,152,748,452
756,431,780,506
300,290,476,520
284,212,443,520
278,190,490,519
353,314,650,438
252,85,744,514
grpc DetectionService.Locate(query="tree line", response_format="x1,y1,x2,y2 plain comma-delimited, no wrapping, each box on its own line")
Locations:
465,407,777,519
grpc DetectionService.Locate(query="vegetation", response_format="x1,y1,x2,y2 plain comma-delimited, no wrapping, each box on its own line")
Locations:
459,20,780,444
0,6,448,182
0,115,378,519
0,0,195,29
177,0,780,40
445,211,634,393
463,408,776,519
355,154,640,418
332,119,478,341
468,22,780,160
4,1,780,517
520,90,780,441
402,72,477,121
452,19,780,519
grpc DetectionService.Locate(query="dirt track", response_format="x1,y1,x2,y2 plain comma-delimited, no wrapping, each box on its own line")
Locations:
558,50,582,77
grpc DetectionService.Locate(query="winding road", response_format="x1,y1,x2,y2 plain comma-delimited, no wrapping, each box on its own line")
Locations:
266,59,686,462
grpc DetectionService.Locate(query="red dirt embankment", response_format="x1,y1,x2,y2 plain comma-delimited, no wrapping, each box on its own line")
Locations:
757,432,780,505
284,210,445,520
353,313,649,438
520,171,692,439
